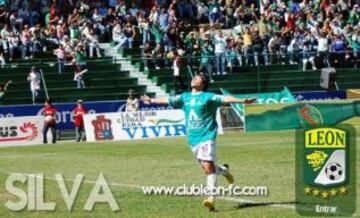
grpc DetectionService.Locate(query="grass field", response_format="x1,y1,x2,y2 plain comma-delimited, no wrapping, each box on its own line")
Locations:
0,130,359,218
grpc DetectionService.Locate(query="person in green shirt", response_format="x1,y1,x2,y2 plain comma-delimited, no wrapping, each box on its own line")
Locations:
141,75,256,211
0,80,12,105
75,45,86,67
150,23,164,44
200,40,214,80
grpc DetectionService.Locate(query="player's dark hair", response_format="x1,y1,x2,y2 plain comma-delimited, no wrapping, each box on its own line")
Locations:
45,99,52,105
199,74,210,91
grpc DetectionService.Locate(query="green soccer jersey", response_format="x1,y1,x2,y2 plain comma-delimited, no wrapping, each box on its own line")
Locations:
168,92,224,147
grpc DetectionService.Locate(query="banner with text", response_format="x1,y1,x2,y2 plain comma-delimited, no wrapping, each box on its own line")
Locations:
293,91,346,102
221,87,296,122
84,110,223,142
0,101,172,130
0,116,44,147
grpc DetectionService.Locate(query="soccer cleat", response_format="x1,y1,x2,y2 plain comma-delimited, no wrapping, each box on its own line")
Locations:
223,164,234,185
203,198,215,212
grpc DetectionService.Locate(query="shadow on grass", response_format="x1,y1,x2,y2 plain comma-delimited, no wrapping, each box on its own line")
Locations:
234,201,296,210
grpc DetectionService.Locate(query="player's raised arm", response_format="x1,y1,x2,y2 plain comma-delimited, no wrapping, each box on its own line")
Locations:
141,94,169,105
223,96,257,104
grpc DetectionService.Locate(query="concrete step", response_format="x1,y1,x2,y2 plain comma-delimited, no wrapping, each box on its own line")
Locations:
102,43,168,98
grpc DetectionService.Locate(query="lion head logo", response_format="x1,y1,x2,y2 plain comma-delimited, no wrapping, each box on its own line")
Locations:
306,151,328,171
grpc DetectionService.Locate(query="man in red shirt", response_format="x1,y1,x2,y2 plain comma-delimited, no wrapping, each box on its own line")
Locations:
42,99,57,144
73,99,87,142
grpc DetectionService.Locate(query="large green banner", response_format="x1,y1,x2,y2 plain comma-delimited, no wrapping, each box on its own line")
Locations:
245,101,360,132
221,87,295,122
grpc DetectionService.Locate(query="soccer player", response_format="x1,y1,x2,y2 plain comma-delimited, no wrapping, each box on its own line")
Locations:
42,99,57,144
141,74,256,211
73,99,87,142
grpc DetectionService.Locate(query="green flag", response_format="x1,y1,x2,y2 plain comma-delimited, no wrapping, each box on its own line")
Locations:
220,87,296,123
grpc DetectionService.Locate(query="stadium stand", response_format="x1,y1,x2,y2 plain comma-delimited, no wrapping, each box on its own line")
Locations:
0,0,359,106
116,47,360,95
0,56,154,105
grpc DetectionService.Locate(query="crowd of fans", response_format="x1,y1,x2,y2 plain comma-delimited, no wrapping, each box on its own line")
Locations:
109,0,360,73
0,0,108,63
0,0,358,72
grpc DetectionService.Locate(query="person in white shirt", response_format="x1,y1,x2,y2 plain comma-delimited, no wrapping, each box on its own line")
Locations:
92,8,105,35
53,44,66,74
173,51,185,94
1,24,12,53
214,30,227,75
197,2,209,22
86,29,102,57
287,37,301,65
27,66,41,104
21,24,33,59
112,22,126,50
8,30,20,60
125,89,139,112
149,6,158,24
317,32,330,67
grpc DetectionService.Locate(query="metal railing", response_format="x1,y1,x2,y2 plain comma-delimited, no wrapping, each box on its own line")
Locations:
40,69,50,100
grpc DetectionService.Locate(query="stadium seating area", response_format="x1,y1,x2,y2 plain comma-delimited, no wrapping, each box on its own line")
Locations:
1,46,359,106
119,48,360,95
0,54,154,105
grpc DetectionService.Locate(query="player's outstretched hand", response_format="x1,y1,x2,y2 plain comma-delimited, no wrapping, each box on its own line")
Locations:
141,94,151,104
244,98,257,104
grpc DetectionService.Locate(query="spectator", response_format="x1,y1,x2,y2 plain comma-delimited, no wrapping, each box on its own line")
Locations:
302,41,317,71
73,60,87,89
142,42,153,70
287,36,301,65
69,23,81,45
1,24,11,55
173,51,185,94
123,22,136,49
317,32,330,67
139,16,151,46
331,35,346,66
125,89,140,112
27,66,41,104
252,31,263,66
200,40,214,80
159,7,169,31
197,2,209,23
208,7,221,26
152,43,165,69
8,30,20,60
86,29,102,57
31,23,44,54
21,24,33,59
214,30,227,75
226,42,237,73
53,44,66,74
73,99,87,142
42,99,57,144
242,28,253,66
75,44,86,67
0,80,12,105
112,21,125,50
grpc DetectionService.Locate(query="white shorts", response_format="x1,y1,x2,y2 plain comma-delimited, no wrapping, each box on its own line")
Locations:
191,140,216,162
